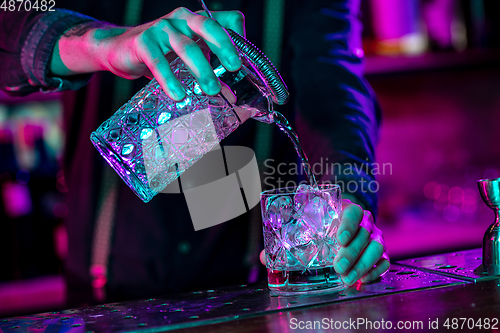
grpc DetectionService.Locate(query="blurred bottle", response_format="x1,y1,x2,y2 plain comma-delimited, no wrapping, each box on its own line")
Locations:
369,0,428,55
422,0,467,52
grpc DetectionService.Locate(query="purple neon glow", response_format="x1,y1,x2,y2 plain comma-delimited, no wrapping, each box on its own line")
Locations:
1,181,32,218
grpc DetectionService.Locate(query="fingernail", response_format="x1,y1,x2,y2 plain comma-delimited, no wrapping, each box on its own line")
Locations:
173,90,185,101
207,80,221,95
344,270,357,285
227,55,241,71
338,231,350,246
336,258,349,274
170,85,185,101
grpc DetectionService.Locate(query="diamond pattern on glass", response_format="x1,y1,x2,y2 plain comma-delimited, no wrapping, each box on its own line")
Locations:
90,50,269,203
176,97,191,109
263,186,341,272
158,112,171,125
140,128,153,140
121,143,135,156
108,129,121,142
126,113,140,126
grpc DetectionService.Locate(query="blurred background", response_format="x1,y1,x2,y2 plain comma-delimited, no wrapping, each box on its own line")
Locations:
1,0,500,317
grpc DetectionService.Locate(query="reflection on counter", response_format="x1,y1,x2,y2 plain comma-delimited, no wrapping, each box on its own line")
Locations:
0,261,466,332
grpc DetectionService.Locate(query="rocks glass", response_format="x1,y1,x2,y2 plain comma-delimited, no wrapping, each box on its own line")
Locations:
261,184,345,295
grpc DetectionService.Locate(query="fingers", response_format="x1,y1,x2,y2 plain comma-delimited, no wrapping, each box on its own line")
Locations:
211,10,246,37
136,16,220,99
359,256,390,284
123,7,245,100
103,7,245,99
333,201,389,286
336,200,364,246
160,19,222,96
141,8,242,98
138,39,186,101
333,214,371,277
169,8,242,73
340,239,384,286
196,10,246,37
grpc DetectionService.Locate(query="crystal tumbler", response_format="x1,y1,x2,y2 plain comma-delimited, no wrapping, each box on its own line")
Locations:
261,184,345,295
91,31,288,202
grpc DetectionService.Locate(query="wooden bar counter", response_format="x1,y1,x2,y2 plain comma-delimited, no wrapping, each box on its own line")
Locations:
1,248,498,332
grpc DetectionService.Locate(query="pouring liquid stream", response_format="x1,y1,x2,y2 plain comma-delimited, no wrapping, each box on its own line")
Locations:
221,91,317,188
271,111,318,188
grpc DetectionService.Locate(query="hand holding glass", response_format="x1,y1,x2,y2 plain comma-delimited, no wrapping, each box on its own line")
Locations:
261,184,345,295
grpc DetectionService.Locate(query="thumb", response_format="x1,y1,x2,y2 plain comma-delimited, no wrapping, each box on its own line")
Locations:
260,250,267,266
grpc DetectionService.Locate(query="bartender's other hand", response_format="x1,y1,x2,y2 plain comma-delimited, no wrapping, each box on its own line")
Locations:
51,8,244,101
333,199,390,286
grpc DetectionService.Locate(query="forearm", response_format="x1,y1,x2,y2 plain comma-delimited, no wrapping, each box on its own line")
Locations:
0,9,97,96
50,22,126,77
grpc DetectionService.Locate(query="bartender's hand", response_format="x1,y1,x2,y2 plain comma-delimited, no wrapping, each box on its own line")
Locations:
50,7,245,101
259,198,390,286
332,199,390,286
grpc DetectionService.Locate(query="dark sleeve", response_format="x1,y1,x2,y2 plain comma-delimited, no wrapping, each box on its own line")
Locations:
0,9,97,96
290,0,382,217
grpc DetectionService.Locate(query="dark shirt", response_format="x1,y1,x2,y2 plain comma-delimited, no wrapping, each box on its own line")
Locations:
0,0,381,305
0,9,93,95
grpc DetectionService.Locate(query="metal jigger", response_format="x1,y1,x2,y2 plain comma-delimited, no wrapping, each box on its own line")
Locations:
477,178,500,275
